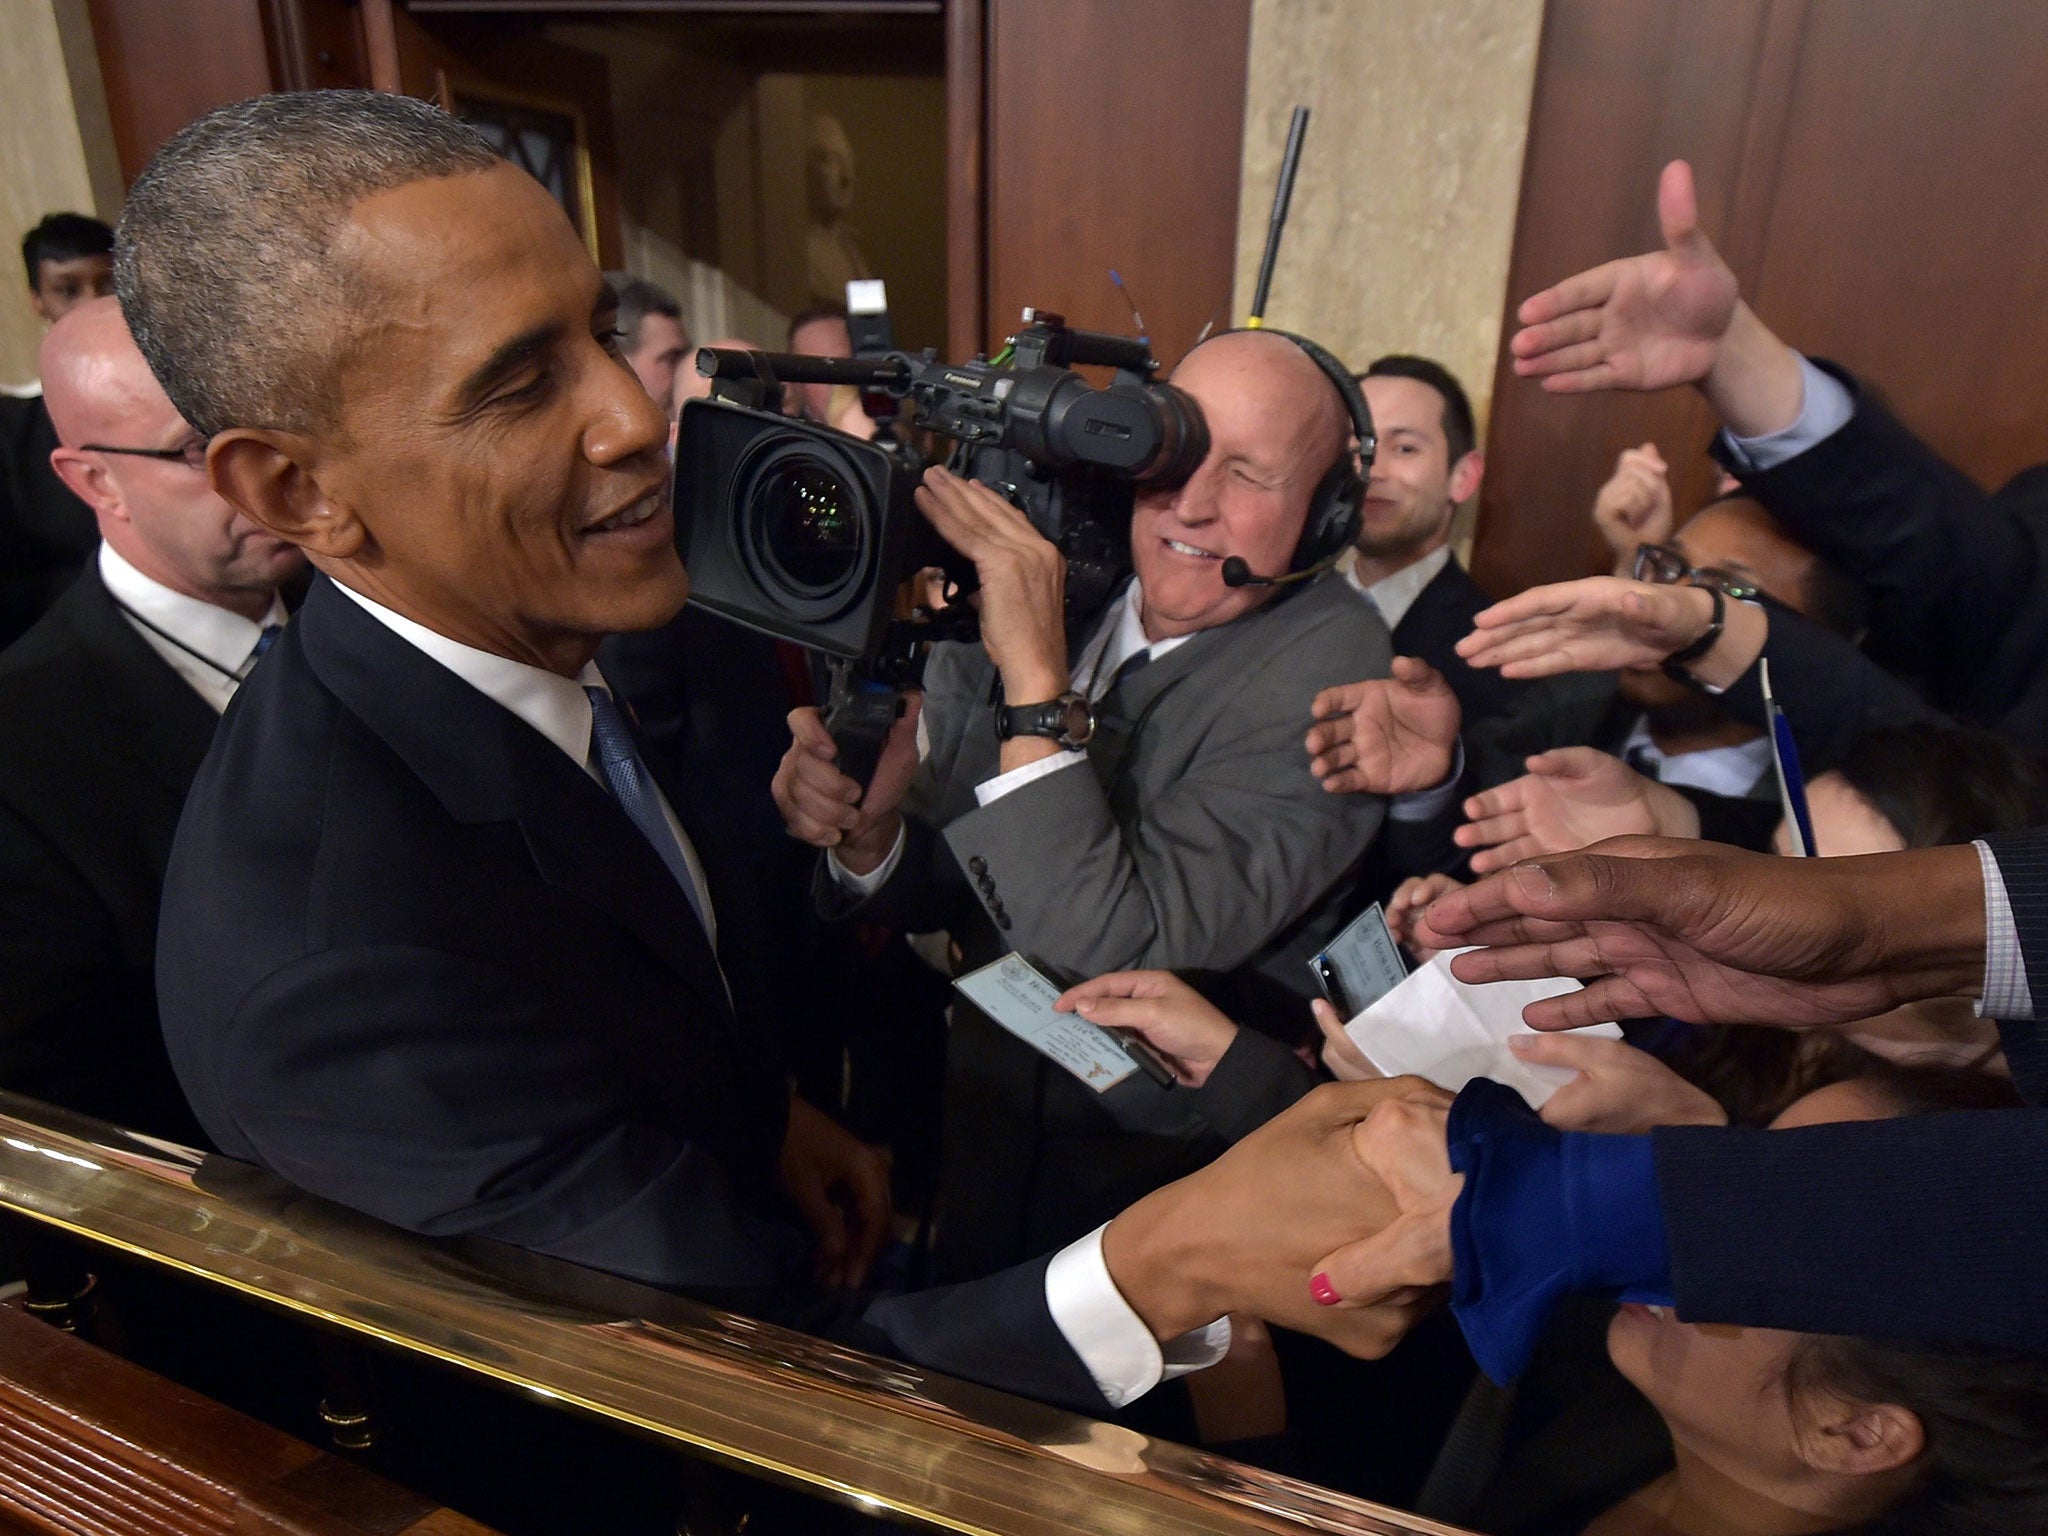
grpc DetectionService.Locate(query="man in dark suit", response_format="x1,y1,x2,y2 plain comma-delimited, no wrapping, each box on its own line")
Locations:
0,297,302,1144
1,213,112,645
1508,157,2048,749
1346,355,1526,730
134,90,1419,1415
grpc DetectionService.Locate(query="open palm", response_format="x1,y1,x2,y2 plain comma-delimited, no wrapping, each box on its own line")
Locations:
1510,161,1740,395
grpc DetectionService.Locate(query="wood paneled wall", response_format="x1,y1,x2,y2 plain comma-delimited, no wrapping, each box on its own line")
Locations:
1472,0,2048,597
977,0,1251,369
84,0,372,184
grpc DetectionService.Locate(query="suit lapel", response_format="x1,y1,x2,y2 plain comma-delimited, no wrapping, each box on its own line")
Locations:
295,579,732,1004
58,564,219,800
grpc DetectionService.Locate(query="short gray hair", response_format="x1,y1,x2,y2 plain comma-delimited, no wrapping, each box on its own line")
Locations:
115,90,501,437
603,272,685,352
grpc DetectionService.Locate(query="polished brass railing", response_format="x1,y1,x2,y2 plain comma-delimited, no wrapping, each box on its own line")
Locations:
0,1094,1474,1536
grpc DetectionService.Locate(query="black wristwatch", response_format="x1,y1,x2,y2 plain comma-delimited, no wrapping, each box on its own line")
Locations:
994,690,1095,750
1662,581,1726,680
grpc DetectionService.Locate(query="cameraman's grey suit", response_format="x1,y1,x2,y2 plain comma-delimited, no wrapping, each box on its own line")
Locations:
824,574,1390,1280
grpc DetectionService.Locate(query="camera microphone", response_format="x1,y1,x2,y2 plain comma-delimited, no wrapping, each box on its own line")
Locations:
1220,547,1346,589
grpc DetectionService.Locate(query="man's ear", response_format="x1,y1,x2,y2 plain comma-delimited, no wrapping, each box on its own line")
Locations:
1449,450,1485,505
1795,1392,1926,1479
48,446,118,521
209,429,367,560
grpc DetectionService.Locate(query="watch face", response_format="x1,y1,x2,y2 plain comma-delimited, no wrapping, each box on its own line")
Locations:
1058,696,1095,747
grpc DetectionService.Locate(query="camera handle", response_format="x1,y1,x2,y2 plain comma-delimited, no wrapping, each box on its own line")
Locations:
823,658,904,793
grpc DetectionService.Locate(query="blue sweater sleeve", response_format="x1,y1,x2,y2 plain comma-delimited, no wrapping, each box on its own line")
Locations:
1447,1079,1671,1383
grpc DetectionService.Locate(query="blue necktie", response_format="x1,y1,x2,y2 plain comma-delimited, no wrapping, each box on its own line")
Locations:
251,623,284,659
585,686,711,938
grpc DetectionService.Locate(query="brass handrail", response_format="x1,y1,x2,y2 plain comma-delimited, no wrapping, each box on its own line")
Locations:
0,1093,1474,1536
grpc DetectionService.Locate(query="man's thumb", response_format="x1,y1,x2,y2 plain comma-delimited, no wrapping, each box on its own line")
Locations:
1657,160,1702,253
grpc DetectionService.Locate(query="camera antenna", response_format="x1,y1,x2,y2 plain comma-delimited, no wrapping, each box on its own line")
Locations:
1245,105,1309,329
1108,268,1149,347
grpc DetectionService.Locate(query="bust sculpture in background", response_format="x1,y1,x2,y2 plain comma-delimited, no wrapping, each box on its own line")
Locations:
804,114,871,310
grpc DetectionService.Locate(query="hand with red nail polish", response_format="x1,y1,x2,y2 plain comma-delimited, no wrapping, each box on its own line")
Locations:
1101,1077,1451,1362
1307,1094,1462,1312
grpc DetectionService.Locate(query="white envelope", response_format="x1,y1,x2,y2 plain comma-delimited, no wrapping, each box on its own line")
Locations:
1343,948,1621,1108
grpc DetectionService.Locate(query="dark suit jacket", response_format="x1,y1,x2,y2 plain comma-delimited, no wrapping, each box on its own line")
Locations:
156,577,1108,1411
1714,361,2048,749
0,393,96,648
0,559,212,1144
1387,554,1530,731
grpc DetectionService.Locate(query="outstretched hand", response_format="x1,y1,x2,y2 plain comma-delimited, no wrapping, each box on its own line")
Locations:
1457,748,1702,873
1508,1032,1726,1134
1510,161,1739,395
1410,838,1991,1033
1307,656,1462,795
1458,576,1715,680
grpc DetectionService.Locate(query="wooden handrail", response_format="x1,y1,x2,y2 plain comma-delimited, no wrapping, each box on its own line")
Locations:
0,1093,1474,1536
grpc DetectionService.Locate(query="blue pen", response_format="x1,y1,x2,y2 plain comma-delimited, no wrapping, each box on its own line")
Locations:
1760,659,1818,856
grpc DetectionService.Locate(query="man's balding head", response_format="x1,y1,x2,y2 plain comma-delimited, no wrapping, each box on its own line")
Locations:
115,91,499,438
42,298,302,617
1126,329,1354,639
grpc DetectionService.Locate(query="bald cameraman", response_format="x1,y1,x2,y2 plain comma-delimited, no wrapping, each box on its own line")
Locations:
774,329,1411,1281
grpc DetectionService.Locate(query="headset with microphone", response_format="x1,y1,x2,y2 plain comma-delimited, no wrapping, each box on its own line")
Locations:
1201,328,1377,590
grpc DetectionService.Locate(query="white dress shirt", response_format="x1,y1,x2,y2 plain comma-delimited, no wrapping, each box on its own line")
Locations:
1341,542,1452,634
1618,716,1776,800
333,579,1213,1406
99,542,288,716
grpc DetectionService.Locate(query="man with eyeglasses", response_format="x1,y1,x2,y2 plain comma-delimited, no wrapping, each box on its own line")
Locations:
0,295,303,1144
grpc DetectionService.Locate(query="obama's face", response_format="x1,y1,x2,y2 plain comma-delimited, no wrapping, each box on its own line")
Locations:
219,164,681,675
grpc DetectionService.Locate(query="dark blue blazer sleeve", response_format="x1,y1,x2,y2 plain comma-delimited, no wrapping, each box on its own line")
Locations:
1714,593,1942,772
1714,362,2048,726
1653,1108,2048,1354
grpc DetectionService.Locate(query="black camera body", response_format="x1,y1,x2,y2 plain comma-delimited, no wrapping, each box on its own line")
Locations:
672,310,1207,662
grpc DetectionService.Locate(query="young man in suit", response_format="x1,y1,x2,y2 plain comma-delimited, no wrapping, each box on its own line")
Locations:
134,90,1423,1416
0,297,302,1143
1,213,113,645
776,328,1403,1281
1347,355,1526,731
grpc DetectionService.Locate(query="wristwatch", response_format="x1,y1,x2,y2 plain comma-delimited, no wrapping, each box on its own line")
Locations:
1661,581,1726,681
994,690,1095,750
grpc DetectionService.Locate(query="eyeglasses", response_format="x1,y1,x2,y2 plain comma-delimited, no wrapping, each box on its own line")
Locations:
80,439,209,470
1632,541,1762,602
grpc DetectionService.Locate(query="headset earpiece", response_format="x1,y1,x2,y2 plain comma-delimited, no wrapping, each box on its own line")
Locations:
1201,327,1376,576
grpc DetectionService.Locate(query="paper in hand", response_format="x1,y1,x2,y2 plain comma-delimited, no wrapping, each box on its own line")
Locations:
1342,949,1620,1108
953,953,1141,1093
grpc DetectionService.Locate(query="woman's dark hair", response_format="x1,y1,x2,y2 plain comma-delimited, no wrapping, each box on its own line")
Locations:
1831,722,2048,850
1779,1064,2044,1536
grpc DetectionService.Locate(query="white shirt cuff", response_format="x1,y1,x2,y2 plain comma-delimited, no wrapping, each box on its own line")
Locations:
974,749,1088,807
1719,355,1855,472
1389,738,1465,823
1043,1224,1232,1408
1974,839,2034,1021
826,820,906,897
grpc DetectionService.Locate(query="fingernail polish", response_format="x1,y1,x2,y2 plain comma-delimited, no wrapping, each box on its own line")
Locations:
1310,1272,1341,1307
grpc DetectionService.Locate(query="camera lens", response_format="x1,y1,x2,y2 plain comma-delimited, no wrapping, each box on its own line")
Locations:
734,436,873,619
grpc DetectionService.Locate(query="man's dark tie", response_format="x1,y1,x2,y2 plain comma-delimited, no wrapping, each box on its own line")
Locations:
585,685,712,936
1093,647,1151,704
250,623,284,661
1624,742,1662,780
